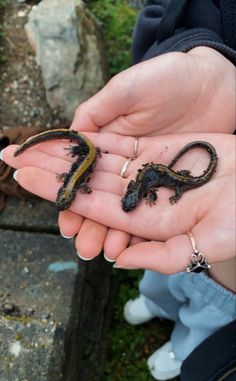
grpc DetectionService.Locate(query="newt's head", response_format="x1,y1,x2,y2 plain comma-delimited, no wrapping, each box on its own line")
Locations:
121,179,141,212
121,191,139,212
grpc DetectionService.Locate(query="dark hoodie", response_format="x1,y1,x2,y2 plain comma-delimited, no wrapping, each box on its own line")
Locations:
132,0,236,65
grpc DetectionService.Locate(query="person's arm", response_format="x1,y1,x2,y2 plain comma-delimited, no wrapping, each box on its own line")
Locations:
133,0,236,65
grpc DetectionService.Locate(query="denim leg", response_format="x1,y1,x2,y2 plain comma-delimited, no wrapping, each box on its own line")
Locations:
169,272,236,361
139,270,183,321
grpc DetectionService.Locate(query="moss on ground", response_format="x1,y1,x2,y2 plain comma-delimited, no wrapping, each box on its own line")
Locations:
103,271,174,381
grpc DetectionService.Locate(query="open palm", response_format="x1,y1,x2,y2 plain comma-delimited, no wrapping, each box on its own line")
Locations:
3,132,235,273
71,47,235,136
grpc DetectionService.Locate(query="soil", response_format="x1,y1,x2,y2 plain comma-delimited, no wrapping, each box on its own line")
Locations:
0,0,67,131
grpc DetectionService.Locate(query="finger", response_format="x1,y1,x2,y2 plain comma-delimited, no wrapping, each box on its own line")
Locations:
75,219,107,260
70,74,131,132
4,137,139,178
13,166,199,240
113,234,194,274
4,144,127,196
58,210,83,238
2,144,71,174
129,235,146,246
85,132,140,159
114,212,235,273
103,229,130,261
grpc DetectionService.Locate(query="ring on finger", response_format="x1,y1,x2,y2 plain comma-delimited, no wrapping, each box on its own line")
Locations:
120,158,133,178
120,137,139,178
186,232,211,273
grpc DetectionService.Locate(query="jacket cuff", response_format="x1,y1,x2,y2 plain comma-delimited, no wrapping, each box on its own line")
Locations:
138,28,236,65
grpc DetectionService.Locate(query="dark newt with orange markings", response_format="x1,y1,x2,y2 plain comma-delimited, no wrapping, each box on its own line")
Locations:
14,128,100,211
121,141,218,212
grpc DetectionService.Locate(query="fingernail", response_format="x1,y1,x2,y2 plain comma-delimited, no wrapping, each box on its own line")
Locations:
113,262,140,269
13,170,18,181
60,231,75,239
113,263,123,269
0,149,5,161
104,253,116,263
77,252,93,261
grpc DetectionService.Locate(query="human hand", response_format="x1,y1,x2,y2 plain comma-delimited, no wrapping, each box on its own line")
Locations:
60,46,236,255
2,132,235,274
71,47,235,136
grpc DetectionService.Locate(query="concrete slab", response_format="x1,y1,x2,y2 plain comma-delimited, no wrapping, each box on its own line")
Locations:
0,229,78,380
0,199,116,381
0,197,58,232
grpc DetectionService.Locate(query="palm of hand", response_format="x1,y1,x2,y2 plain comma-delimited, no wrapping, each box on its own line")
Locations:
72,47,235,137
3,132,235,272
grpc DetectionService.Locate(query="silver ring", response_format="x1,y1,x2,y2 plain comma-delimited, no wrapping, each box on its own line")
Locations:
120,158,132,178
120,138,139,178
186,232,211,273
132,137,139,159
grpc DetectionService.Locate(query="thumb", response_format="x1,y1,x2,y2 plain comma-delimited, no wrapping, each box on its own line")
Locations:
113,230,221,275
70,74,130,132
114,235,191,274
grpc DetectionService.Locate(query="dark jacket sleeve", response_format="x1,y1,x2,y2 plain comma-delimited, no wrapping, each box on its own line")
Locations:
132,0,236,65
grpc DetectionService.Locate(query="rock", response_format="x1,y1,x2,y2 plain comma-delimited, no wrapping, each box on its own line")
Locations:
25,0,108,121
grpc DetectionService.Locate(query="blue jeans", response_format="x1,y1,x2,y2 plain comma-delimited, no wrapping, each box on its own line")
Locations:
139,271,236,361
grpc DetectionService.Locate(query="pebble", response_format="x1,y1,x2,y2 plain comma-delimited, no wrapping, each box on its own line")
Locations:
20,75,28,83
41,312,51,323
17,10,26,17
29,110,36,117
11,80,19,90
27,308,35,316
3,302,15,313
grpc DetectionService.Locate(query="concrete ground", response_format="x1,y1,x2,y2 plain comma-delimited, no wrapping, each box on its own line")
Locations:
0,196,116,381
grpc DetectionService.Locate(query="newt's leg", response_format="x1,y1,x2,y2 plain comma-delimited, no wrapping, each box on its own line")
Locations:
145,188,158,206
169,186,183,204
78,182,92,194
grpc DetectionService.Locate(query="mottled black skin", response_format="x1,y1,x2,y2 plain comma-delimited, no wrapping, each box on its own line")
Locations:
121,141,218,212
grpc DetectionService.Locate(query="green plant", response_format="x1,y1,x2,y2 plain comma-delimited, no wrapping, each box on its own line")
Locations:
0,0,6,7
87,0,138,75
103,270,174,381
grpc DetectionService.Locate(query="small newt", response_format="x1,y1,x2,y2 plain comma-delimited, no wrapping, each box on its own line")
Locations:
14,128,99,211
121,141,218,212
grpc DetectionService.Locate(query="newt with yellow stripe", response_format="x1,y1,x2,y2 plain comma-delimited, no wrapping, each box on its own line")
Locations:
14,128,99,211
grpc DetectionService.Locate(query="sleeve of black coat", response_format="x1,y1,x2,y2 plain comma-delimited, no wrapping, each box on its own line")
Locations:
132,0,236,65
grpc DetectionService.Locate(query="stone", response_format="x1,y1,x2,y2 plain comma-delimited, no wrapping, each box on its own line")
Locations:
25,0,108,121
